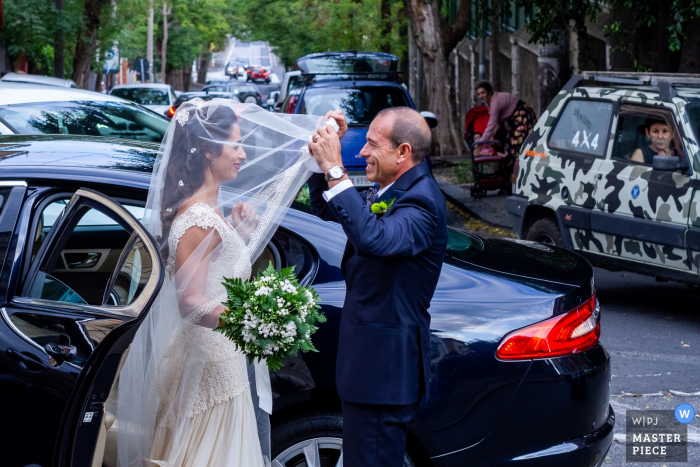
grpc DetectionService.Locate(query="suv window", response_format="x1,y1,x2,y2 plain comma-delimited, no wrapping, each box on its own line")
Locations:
611,105,682,164
299,86,410,125
111,88,170,105
548,100,613,156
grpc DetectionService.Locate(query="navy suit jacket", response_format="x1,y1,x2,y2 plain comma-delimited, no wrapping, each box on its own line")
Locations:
309,160,447,405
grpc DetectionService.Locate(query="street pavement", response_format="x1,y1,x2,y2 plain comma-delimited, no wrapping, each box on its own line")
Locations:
444,202,700,466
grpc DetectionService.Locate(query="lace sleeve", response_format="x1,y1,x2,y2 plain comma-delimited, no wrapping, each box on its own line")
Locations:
168,204,226,274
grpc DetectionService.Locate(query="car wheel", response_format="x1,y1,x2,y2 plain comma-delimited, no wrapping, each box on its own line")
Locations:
272,408,417,467
244,96,257,104
525,217,563,247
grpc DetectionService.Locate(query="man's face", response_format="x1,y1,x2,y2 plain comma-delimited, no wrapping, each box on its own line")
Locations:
360,114,399,187
647,123,672,151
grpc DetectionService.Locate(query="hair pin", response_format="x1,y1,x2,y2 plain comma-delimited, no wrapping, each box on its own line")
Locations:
179,180,184,187
191,148,196,153
166,208,172,212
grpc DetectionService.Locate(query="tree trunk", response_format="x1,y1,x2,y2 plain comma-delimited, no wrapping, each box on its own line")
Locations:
54,0,64,78
161,2,168,84
398,2,409,78
380,0,391,53
678,16,700,73
71,0,110,88
183,63,192,91
197,50,210,85
489,0,501,91
406,0,465,156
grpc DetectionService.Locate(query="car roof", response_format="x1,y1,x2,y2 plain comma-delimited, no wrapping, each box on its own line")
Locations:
111,83,172,90
565,85,700,102
0,81,130,105
0,72,77,88
305,80,406,89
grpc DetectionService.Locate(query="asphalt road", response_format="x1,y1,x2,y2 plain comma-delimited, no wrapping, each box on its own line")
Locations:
207,38,283,102
445,205,700,466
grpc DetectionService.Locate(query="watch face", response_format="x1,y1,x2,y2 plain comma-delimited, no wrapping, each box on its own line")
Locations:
330,166,343,178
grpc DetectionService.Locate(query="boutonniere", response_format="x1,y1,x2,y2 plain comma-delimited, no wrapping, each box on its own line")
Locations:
371,198,396,215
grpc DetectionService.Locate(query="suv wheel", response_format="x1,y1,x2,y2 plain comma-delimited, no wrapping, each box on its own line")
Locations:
272,408,417,466
525,217,563,247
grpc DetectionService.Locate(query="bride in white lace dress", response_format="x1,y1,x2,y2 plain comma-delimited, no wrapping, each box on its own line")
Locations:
115,100,322,467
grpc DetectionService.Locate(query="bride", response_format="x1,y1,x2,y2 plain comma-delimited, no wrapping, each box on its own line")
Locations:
115,99,329,467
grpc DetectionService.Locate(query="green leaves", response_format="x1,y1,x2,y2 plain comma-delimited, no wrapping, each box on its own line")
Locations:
215,260,326,373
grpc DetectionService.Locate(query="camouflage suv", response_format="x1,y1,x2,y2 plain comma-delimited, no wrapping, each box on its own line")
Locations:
508,72,700,285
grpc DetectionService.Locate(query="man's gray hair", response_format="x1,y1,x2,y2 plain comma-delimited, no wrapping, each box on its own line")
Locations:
375,107,432,162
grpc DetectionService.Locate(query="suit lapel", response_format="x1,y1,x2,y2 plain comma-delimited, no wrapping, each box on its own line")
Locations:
375,160,430,206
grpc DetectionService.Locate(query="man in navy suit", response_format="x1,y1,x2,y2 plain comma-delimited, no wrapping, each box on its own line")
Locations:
308,107,447,467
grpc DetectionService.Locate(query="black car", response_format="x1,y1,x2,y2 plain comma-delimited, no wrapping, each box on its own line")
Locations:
0,136,613,467
201,82,263,105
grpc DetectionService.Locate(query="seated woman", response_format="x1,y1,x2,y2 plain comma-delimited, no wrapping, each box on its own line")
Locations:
631,118,676,164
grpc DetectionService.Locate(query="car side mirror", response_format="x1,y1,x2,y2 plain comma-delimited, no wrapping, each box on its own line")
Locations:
420,111,438,129
652,155,683,171
270,91,280,102
266,98,275,106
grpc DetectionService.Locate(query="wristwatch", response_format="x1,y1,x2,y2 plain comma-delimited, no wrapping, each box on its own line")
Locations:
325,165,347,182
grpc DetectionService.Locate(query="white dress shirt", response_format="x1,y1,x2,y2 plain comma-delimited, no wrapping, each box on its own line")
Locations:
323,179,395,202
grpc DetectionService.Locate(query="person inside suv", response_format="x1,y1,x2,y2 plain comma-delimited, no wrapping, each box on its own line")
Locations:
631,118,676,164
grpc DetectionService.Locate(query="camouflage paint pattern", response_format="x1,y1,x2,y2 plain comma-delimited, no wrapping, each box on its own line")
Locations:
516,86,700,278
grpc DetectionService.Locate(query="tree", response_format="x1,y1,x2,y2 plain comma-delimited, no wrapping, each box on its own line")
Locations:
71,0,112,88
405,0,472,156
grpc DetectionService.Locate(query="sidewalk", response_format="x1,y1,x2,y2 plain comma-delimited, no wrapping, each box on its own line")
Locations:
435,175,511,229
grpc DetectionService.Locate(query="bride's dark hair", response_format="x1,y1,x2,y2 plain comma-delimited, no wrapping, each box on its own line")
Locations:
160,103,239,260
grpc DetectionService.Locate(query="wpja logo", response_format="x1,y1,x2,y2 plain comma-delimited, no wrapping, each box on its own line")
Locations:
626,406,693,462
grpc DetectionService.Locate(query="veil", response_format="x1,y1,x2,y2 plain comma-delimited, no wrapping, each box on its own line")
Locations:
115,99,331,467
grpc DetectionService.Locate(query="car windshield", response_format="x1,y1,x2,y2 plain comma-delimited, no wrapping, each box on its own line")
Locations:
111,87,170,105
231,85,256,93
300,86,410,125
444,228,484,262
0,100,169,142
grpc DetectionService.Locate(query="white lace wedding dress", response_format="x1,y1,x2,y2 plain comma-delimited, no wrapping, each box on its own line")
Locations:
147,203,264,467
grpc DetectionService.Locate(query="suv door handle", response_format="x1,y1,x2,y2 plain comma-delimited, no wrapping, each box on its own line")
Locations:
45,343,77,363
597,174,602,179
7,348,45,372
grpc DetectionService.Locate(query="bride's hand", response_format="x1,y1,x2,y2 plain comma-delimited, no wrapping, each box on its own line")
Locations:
231,202,260,240
230,202,251,228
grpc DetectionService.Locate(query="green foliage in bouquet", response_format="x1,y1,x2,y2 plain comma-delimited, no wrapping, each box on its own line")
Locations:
215,261,326,371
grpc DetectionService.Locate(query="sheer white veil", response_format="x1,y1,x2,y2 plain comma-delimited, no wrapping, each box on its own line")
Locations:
116,99,329,467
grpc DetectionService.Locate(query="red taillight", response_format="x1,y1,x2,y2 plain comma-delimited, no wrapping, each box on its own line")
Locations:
168,107,176,116
512,158,519,184
259,93,263,99
496,293,599,360
285,95,298,113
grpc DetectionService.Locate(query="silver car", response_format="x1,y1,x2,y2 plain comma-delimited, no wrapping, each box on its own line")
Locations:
109,83,177,115
0,72,78,88
0,81,169,143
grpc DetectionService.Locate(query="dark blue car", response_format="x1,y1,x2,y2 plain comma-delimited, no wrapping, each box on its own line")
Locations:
290,52,436,188
0,136,612,467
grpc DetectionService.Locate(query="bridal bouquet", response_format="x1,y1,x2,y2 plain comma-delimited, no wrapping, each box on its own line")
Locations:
215,262,326,371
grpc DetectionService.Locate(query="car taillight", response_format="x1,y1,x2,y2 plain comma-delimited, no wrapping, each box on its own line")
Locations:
259,93,263,99
285,95,298,113
496,293,599,360
168,107,176,117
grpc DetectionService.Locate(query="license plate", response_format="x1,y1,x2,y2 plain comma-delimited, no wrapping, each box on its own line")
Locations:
350,175,373,187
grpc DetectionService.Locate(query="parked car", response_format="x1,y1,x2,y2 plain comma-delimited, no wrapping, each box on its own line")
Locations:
289,51,437,187
225,56,250,79
509,71,700,287
270,70,302,112
0,135,612,467
245,65,271,84
164,91,238,118
0,72,78,88
109,83,177,115
0,81,169,142
201,82,262,105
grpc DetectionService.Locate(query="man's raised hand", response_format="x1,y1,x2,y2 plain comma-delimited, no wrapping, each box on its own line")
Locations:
324,109,348,140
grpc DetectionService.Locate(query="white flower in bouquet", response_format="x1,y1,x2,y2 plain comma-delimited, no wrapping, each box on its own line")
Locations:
215,262,326,371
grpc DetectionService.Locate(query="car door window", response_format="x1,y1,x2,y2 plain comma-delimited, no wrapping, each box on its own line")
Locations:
19,191,156,311
548,100,613,156
611,105,683,164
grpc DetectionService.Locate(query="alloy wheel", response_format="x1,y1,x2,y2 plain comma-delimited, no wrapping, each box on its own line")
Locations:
272,437,343,467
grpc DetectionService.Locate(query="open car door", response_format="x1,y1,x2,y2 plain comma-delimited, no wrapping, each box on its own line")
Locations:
3,188,163,467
